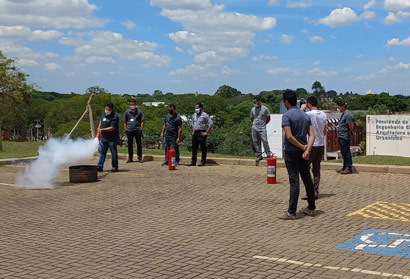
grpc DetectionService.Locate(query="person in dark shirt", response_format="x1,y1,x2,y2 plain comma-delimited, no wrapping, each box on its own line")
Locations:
123,99,144,163
336,101,355,174
160,104,182,166
97,102,119,172
280,89,317,219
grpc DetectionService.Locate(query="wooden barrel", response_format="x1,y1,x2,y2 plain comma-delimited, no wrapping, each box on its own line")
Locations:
69,165,98,183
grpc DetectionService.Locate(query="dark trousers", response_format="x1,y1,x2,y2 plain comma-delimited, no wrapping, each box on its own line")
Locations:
191,131,207,164
97,140,118,169
309,146,324,193
284,150,316,214
164,137,180,163
127,130,142,160
339,138,352,170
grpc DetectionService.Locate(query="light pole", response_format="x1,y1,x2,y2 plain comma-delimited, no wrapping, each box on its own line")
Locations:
35,121,41,141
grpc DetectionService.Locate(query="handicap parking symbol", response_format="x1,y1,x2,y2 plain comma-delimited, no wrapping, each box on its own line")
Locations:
335,229,410,258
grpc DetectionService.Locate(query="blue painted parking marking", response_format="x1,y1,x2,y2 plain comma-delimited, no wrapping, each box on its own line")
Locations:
335,229,410,258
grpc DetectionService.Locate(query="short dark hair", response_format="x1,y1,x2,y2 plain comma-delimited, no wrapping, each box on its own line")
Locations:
129,98,136,104
168,103,176,110
337,100,347,107
195,102,203,108
253,95,261,102
283,89,297,106
106,102,114,109
306,96,318,107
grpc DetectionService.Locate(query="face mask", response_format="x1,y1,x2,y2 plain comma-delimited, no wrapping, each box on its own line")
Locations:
195,108,200,114
130,105,136,110
168,110,174,114
105,110,111,115
253,103,258,108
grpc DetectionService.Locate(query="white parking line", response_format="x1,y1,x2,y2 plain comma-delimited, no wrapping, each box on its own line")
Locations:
252,255,410,278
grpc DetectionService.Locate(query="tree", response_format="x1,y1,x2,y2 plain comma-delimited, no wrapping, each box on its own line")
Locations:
85,86,108,95
295,88,308,98
0,51,33,151
153,90,163,98
311,80,326,101
214,85,242,99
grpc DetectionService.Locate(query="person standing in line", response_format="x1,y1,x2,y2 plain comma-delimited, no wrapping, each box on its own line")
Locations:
160,104,182,166
251,96,271,161
280,89,317,220
337,101,354,174
301,96,327,200
97,102,119,172
124,99,144,163
188,102,213,167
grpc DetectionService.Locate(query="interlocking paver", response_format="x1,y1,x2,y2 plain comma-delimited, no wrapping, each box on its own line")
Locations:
0,160,410,278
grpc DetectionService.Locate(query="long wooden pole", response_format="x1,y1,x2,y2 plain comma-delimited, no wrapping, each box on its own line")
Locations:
88,104,95,138
65,94,95,141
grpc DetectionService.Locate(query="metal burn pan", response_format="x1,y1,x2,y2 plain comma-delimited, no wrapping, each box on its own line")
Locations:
69,165,98,183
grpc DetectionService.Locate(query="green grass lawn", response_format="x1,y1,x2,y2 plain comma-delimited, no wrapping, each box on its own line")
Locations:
333,155,410,166
0,141,43,159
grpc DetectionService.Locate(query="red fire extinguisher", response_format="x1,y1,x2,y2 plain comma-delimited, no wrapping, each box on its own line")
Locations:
267,154,277,184
96,131,101,138
168,146,176,171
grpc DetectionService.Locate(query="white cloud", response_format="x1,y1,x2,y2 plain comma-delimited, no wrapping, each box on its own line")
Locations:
175,46,184,52
0,26,31,39
386,36,410,46
313,60,320,65
0,0,108,29
356,54,363,58
121,20,137,30
309,36,324,43
384,0,410,10
63,31,171,66
355,61,410,80
301,28,309,34
389,56,396,61
286,0,311,8
267,67,290,74
384,11,410,24
310,67,337,76
396,62,410,70
318,7,375,27
85,56,116,64
280,34,295,43
31,30,63,41
268,0,280,6
65,72,75,77
151,0,276,65
364,0,376,9
252,55,278,61
169,63,234,77
45,62,62,72
16,58,39,67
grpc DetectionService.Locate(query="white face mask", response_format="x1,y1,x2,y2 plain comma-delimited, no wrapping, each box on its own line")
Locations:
130,105,136,110
253,103,258,108
105,109,112,115
195,108,200,114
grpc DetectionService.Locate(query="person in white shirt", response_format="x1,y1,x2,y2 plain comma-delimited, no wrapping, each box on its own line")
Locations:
302,96,327,200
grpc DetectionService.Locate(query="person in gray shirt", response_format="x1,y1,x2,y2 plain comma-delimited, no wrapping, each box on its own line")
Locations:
251,96,271,161
337,101,354,174
124,99,144,163
188,102,213,167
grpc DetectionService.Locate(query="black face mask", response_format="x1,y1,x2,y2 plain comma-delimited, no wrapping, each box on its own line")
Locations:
168,110,174,115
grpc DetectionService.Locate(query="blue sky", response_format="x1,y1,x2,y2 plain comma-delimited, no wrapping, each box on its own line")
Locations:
0,0,409,95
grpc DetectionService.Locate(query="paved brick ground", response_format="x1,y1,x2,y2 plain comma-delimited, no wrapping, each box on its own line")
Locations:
0,159,409,278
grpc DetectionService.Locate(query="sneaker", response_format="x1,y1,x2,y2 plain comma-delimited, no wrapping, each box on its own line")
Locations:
255,155,263,162
301,207,316,216
301,195,308,200
336,168,344,173
175,162,179,166
111,168,118,173
161,161,168,166
315,191,319,200
126,159,133,163
340,169,352,174
138,159,143,163
278,212,297,220
187,162,196,166
97,167,103,172
198,162,206,167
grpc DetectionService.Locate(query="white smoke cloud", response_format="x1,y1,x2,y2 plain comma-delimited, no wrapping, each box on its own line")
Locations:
15,137,99,189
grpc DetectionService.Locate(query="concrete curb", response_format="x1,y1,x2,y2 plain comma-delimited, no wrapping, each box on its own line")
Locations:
1,154,410,175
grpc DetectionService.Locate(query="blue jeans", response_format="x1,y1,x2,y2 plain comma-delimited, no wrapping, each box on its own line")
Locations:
339,138,352,170
97,140,118,169
164,138,180,163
